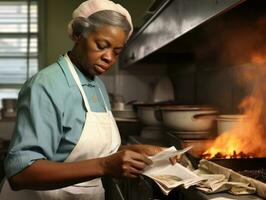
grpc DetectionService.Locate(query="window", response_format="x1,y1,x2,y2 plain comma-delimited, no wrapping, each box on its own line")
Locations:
0,1,38,84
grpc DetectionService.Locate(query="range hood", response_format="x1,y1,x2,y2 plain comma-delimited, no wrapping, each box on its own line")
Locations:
120,0,246,67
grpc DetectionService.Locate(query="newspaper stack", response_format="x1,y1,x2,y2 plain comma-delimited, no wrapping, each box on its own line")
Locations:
143,146,204,195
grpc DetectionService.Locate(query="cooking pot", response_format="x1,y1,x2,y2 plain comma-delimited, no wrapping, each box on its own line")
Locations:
112,109,137,119
2,98,17,110
170,130,213,139
160,105,218,132
217,115,246,134
135,105,162,127
133,101,174,127
1,98,17,118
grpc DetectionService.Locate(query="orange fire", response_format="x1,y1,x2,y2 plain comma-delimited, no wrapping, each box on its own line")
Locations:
203,54,266,159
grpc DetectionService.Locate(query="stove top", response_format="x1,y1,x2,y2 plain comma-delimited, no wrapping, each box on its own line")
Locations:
127,134,266,199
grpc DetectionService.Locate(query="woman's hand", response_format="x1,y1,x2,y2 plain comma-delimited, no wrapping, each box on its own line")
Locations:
119,144,165,157
101,150,152,178
8,151,151,191
119,145,182,166
169,154,182,165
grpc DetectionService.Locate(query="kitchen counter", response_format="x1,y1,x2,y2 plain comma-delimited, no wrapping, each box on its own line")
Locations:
124,134,264,200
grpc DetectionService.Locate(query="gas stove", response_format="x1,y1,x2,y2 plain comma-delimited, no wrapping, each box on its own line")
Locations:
166,132,266,184
127,130,266,199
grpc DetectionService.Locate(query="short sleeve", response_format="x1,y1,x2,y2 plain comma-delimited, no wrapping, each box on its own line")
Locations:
4,78,63,178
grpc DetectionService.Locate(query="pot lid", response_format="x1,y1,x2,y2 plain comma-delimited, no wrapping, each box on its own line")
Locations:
217,114,245,119
160,105,218,111
133,101,175,107
217,114,246,121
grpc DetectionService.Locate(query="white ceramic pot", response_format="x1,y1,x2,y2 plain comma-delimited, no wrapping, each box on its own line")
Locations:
1,98,17,119
160,105,218,131
217,115,245,134
112,109,137,119
137,106,162,127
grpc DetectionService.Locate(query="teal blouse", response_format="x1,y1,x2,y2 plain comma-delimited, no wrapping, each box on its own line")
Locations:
4,55,111,178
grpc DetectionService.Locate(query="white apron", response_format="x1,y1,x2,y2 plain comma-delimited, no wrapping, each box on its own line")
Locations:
0,54,121,200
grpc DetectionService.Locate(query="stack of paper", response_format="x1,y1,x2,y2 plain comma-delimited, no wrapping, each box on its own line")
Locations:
143,146,204,195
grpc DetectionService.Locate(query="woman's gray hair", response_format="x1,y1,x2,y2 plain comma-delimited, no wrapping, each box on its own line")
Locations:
68,10,132,41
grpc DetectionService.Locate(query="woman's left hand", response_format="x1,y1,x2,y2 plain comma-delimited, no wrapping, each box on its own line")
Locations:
119,144,165,157
119,145,182,165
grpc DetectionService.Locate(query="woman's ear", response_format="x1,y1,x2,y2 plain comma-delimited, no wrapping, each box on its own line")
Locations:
73,34,84,43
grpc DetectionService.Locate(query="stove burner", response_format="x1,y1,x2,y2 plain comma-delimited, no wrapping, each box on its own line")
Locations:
202,151,254,159
239,169,266,183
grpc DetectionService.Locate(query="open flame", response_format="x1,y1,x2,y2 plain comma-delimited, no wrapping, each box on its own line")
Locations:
203,54,266,159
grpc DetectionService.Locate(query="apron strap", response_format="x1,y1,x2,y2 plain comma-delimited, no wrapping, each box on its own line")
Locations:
64,53,91,112
97,87,109,112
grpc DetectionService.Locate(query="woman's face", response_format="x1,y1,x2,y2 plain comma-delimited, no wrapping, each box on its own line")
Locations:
77,25,127,76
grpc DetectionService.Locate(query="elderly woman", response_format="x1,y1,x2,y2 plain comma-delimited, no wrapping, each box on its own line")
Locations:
0,0,164,199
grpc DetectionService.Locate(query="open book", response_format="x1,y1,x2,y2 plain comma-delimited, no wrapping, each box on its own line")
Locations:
143,146,204,195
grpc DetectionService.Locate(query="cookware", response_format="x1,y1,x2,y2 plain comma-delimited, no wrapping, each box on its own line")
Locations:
217,115,245,134
133,101,176,127
152,77,174,103
1,98,17,118
169,130,213,139
160,105,218,132
136,105,162,127
110,93,138,119
110,93,126,110
2,98,17,110
112,109,137,119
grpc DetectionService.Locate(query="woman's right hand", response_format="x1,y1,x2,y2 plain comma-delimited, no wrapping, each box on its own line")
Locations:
101,150,152,178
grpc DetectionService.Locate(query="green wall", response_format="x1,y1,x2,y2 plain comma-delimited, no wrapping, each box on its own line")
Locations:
115,0,153,27
43,0,84,67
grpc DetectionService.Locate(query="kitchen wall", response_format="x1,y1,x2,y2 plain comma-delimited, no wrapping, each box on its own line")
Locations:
101,63,169,102
42,0,83,67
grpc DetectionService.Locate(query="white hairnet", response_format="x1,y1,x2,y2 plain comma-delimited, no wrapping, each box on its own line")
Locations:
68,0,133,41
